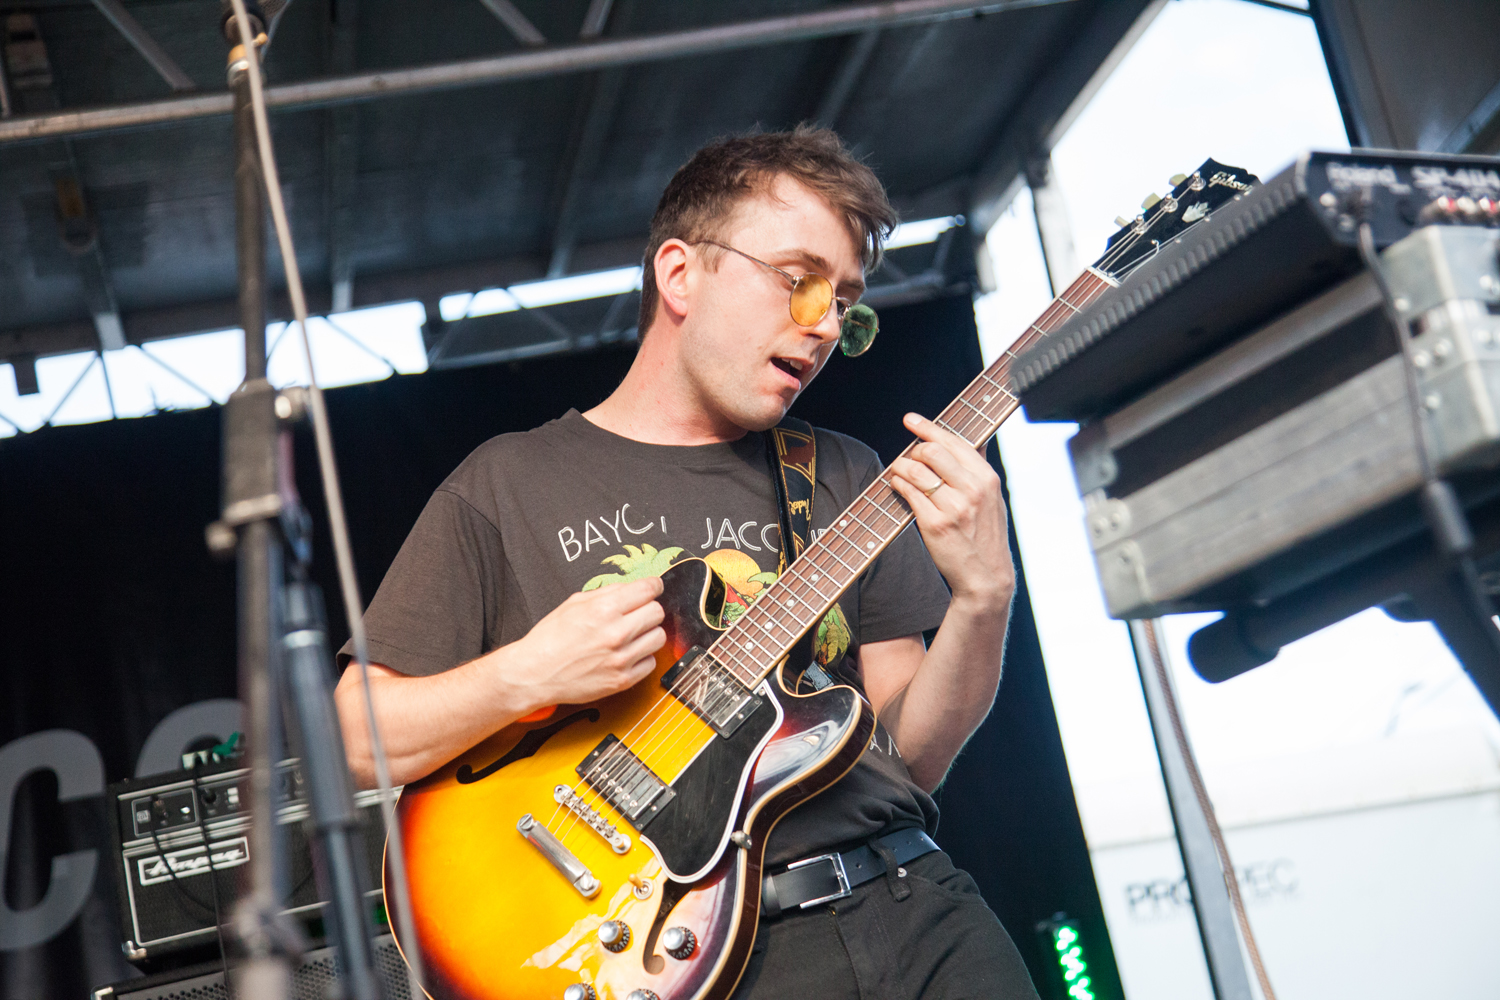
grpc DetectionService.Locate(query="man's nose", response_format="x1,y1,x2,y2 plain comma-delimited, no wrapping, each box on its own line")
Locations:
806,303,841,346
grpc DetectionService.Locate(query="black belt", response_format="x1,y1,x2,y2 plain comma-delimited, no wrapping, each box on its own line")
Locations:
760,828,939,919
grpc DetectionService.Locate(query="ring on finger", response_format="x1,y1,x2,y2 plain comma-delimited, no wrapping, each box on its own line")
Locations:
922,479,944,497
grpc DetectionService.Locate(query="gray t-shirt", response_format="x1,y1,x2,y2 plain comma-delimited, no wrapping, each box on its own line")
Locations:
350,409,950,864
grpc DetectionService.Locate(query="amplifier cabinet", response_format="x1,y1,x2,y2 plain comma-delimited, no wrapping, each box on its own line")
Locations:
106,759,389,967
92,933,411,1000
1074,224,1500,619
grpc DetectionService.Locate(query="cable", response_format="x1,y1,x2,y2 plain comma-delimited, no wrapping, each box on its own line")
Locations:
188,766,233,993
225,2,423,994
1356,220,1500,658
1140,619,1279,1000
147,811,220,918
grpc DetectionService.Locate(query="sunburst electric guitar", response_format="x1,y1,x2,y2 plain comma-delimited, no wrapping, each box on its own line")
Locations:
389,159,1257,1000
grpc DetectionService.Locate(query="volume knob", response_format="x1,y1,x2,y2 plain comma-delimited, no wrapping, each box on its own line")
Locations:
562,986,596,1000
598,920,631,952
662,926,697,960
625,992,660,1000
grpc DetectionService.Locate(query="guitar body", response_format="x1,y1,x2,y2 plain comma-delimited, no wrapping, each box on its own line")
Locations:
389,557,875,1000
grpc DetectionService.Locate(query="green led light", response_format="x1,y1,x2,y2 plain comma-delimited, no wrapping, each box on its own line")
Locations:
1044,918,1098,1000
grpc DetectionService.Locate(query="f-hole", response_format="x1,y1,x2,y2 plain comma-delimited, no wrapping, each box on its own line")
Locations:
641,878,691,974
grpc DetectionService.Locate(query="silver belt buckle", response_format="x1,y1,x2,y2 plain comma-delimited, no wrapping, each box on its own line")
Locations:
786,851,852,909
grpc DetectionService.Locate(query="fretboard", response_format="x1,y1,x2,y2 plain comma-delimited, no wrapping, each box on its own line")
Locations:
706,267,1117,690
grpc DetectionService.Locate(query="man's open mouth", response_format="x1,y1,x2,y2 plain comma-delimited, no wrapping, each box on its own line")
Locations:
771,357,806,380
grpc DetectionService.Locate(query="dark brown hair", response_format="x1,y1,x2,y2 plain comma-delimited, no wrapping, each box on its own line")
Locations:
637,125,898,335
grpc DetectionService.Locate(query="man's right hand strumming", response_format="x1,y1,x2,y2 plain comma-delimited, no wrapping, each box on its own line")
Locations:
334,576,666,788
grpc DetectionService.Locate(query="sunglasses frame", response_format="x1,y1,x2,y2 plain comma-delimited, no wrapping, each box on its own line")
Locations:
689,240,878,356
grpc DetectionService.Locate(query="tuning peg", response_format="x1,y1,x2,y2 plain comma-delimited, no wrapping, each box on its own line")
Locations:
1170,173,1188,186
1114,215,1132,228
1142,193,1162,210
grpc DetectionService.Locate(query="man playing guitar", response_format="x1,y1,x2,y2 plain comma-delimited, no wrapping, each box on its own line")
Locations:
335,126,1038,999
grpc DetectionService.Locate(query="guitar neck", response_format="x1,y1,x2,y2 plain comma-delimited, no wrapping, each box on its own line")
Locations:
705,268,1118,690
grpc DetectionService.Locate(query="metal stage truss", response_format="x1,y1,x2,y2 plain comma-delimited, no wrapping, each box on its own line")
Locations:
0,0,1164,383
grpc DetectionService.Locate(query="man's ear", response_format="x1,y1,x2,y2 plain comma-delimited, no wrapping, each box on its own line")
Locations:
654,239,693,321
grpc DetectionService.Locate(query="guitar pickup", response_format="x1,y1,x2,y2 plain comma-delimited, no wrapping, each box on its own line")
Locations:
576,735,675,831
661,647,763,738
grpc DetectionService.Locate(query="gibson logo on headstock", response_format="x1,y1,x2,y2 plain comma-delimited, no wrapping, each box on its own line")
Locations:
1207,171,1252,191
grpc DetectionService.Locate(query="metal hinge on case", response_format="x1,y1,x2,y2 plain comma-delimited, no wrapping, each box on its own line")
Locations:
1084,491,1132,548
1069,421,1118,495
1097,539,1153,619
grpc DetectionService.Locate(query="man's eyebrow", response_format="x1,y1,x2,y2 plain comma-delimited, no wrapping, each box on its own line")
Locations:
775,247,866,296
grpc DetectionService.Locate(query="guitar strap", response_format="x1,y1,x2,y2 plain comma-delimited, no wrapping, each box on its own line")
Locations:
764,416,816,575
764,417,836,691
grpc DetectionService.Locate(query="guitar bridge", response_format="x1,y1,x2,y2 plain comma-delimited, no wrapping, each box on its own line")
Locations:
661,647,763,738
554,784,631,854
516,814,599,898
576,735,675,831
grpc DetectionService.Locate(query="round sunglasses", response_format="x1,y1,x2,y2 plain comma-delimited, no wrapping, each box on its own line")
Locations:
692,240,879,357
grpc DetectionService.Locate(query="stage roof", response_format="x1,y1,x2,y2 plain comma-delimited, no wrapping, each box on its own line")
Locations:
0,0,1160,374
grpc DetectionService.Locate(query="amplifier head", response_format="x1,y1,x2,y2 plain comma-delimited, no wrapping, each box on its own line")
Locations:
105,759,388,970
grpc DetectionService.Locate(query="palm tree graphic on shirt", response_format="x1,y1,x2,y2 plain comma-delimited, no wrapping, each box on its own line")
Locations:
579,543,850,666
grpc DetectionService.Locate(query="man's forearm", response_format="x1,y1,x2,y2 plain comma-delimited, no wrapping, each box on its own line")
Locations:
334,655,535,788
881,587,1013,792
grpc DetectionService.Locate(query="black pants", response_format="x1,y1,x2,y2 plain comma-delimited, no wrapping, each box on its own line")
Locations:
732,850,1041,1000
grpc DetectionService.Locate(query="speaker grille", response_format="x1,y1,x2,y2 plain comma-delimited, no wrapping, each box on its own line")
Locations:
95,936,409,1000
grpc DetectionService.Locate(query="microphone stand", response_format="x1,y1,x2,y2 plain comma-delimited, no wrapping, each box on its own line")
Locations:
208,11,382,998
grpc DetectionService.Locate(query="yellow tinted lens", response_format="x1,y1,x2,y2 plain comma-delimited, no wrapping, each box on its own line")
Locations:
788,274,834,326
840,304,879,356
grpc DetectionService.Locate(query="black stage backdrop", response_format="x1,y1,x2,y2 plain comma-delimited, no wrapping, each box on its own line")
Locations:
0,292,1122,999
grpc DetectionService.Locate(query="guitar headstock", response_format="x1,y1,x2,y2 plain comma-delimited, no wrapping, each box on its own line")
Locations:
1092,158,1259,280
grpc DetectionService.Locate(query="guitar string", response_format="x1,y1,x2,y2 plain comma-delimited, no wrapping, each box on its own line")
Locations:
551,296,1143,847
551,335,1075,845
551,393,1023,847
546,204,1169,847
539,183,1209,848
553,283,1087,842
544,192,1181,847
547,462,963,845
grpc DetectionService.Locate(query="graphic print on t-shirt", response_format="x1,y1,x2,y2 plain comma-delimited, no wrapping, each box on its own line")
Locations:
577,540,852,668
